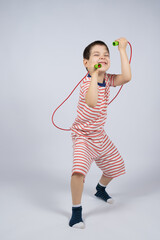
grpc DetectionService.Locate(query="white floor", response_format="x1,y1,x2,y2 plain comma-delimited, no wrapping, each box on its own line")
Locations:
1,166,160,240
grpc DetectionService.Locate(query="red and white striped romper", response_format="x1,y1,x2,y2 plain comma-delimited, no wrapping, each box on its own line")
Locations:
70,73,126,179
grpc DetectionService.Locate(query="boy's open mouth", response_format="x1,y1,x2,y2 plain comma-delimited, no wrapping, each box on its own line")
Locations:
98,62,107,65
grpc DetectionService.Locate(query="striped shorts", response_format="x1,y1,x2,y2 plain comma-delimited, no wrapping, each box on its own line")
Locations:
71,129,126,179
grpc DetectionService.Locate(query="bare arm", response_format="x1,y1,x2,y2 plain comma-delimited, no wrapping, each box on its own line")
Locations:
114,38,132,86
85,72,99,108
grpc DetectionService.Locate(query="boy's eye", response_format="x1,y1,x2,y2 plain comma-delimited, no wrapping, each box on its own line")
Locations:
93,54,109,57
93,54,110,58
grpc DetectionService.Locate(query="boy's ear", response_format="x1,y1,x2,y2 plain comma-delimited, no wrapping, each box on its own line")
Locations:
83,58,88,68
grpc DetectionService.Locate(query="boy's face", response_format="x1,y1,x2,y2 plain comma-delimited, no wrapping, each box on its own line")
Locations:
83,45,110,74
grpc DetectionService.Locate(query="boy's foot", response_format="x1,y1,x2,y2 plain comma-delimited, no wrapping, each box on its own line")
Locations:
95,183,114,204
71,222,85,229
69,206,85,229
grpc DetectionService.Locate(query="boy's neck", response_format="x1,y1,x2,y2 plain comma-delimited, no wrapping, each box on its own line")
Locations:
97,73,105,83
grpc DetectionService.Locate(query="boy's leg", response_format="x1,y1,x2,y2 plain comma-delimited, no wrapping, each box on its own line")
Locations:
94,133,125,203
94,174,114,203
70,135,97,228
99,174,113,186
71,173,84,205
69,173,85,229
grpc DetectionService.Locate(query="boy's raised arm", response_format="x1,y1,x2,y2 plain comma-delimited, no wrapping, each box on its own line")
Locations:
113,38,132,86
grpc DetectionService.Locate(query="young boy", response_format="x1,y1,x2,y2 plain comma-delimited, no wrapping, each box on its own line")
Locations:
69,38,132,229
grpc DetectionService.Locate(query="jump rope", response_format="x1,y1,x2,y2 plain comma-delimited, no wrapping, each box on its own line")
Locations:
52,41,132,131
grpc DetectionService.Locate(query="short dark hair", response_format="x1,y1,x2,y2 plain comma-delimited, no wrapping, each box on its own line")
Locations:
83,40,110,60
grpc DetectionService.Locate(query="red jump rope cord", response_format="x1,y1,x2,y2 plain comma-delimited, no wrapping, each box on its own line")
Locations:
51,41,132,131
51,72,88,131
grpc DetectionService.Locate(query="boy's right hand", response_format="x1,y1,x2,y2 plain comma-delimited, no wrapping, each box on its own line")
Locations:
91,67,102,79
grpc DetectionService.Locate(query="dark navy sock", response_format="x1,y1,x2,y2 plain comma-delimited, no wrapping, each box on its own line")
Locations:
69,206,83,227
95,183,112,202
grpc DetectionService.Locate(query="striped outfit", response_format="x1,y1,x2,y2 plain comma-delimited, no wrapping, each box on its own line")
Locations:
70,73,126,179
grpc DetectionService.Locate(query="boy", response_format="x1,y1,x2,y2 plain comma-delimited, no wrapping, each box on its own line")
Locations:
69,38,132,229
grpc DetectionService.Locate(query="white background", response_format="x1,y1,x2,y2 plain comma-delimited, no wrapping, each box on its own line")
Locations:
0,0,160,239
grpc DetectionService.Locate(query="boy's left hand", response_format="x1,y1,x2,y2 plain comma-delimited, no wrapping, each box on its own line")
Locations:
115,37,128,51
